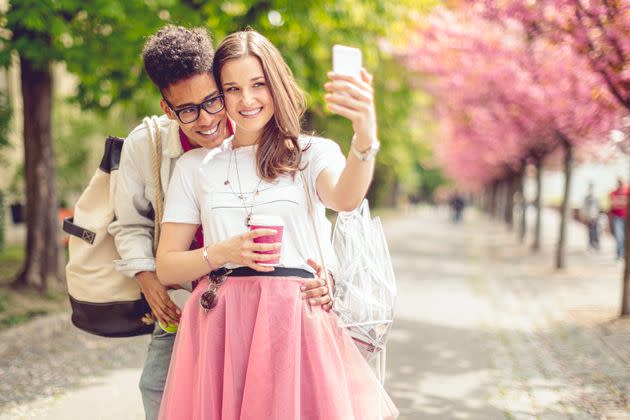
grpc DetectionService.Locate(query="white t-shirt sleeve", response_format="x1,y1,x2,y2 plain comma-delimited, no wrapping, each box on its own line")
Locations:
302,136,346,206
162,151,202,224
305,136,346,182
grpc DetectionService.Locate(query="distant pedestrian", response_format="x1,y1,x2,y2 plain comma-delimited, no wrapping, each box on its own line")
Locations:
609,178,629,260
449,192,466,223
581,183,600,251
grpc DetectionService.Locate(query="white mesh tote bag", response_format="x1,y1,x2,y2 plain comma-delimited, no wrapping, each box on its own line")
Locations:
301,171,397,382
331,199,396,358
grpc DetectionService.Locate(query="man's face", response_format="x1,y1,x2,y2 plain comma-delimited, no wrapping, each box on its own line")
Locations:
160,73,228,149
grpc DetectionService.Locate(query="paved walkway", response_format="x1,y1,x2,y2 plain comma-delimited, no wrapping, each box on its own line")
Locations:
0,206,628,419
386,207,629,419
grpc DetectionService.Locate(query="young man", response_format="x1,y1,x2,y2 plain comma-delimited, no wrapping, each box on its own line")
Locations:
108,25,331,420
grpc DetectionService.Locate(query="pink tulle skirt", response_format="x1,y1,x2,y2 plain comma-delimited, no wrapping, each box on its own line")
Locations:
158,272,398,420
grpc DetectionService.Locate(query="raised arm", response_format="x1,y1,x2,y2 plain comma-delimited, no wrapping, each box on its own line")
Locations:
318,69,378,212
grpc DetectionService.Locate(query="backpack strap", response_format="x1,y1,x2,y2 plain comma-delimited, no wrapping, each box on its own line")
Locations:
63,217,95,244
144,116,164,253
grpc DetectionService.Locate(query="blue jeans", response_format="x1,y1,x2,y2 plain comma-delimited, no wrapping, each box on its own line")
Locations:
139,324,176,420
612,216,626,259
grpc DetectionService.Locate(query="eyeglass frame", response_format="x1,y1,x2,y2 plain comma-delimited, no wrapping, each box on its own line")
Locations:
162,93,225,124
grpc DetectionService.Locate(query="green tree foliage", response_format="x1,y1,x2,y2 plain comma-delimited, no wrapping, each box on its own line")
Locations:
0,0,191,289
0,0,440,290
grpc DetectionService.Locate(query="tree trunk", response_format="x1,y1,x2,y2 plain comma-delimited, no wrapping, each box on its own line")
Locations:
485,187,492,214
504,175,515,230
490,182,498,217
389,179,399,208
497,180,505,221
519,165,527,243
622,159,630,315
532,159,543,252
12,57,62,291
555,141,573,270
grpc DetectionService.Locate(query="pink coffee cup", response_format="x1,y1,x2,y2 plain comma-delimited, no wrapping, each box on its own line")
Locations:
249,215,284,266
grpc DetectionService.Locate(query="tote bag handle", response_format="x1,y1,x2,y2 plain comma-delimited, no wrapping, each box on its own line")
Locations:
299,170,334,297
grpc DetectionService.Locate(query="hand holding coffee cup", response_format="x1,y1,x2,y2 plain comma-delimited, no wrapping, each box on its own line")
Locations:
249,215,284,266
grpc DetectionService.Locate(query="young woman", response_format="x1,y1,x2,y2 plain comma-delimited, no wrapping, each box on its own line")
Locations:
156,30,398,419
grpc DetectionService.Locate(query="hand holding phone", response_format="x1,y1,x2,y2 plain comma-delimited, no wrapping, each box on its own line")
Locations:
326,45,377,146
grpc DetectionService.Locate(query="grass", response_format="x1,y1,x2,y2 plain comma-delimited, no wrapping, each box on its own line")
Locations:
0,244,24,282
0,309,49,329
0,244,68,332
0,290,8,312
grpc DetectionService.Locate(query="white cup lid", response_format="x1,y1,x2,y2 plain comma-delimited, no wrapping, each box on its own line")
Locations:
248,214,284,227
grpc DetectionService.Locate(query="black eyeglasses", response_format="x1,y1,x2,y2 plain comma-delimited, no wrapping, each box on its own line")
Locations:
163,94,225,124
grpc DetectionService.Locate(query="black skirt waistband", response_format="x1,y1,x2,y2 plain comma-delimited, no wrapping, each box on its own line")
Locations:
210,266,314,279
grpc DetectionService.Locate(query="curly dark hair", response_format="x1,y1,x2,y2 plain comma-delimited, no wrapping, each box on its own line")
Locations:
142,25,214,91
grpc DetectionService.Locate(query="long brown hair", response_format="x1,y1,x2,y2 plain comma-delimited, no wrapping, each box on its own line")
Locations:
214,30,306,181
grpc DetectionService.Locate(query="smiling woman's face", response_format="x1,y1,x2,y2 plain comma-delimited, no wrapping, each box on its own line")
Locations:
160,73,228,149
220,56,275,145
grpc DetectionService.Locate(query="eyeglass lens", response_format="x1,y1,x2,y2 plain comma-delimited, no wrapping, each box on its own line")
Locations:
177,96,224,124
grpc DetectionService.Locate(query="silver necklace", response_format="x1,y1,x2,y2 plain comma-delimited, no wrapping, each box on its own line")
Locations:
225,147,263,226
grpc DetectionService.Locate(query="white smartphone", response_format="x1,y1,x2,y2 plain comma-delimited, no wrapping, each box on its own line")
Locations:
332,45,362,81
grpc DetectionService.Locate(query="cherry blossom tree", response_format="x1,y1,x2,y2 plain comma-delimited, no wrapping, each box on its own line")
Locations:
472,0,630,315
402,6,621,270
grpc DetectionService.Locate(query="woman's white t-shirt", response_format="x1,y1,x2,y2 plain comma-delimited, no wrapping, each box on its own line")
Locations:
162,135,346,274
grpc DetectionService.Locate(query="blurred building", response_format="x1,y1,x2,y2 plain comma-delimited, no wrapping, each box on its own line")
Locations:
524,155,630,210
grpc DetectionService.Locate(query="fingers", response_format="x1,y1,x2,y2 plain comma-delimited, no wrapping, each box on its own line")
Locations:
248,228,280,239
303,276,329,296
360,68,373,84
306,258,322,275
325,92,367,113
324,75,374,123
246,250,281,261
303,285,329,299
148,290,181,325
306,294,332,307
162,296,182,322
158,297,181,325
149,300,179,326
327,70,373,92
252,242,282,252
324,81,372,103
325,102,361,121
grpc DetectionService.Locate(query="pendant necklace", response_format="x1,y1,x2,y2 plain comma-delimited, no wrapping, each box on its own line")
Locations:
224,146,263,226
